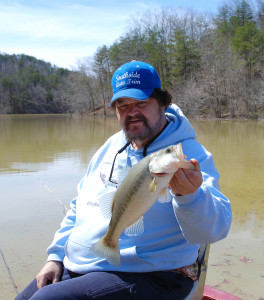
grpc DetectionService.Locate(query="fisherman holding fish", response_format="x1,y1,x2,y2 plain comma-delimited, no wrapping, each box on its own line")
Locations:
15,61,232,300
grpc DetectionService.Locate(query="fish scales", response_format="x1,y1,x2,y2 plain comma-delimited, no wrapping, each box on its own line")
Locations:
107,157,152,236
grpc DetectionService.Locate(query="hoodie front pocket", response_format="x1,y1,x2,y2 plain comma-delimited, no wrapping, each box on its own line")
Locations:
65,239,99,265
120,246,155,271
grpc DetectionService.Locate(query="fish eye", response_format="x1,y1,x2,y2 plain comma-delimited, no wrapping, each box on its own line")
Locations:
165,148,172,153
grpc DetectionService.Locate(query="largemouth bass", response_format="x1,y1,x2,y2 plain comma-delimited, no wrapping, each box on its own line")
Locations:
90,143,195,267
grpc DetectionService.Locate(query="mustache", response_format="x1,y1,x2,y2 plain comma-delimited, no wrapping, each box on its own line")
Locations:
124,115,148,128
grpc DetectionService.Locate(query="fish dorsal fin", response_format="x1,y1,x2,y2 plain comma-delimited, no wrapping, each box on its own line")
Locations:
176,143,185,160
158,187,171,203
149,177,157,194
124,216,144,236
98,190,116,219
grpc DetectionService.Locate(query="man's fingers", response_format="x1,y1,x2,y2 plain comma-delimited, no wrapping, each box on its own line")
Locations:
37,276,49,289
169,169,194,195
177,169,196,191
37,273,59,289
36,261,63,290
169,161,203,196
52,274,61,284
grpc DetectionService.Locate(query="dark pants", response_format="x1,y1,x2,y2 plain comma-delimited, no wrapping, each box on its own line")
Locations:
14,267,194,300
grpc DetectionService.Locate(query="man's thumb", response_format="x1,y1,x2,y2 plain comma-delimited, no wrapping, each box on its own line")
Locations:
190,159,200,172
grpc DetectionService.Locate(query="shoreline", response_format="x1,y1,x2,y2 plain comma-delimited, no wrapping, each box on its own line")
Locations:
1,110,263,122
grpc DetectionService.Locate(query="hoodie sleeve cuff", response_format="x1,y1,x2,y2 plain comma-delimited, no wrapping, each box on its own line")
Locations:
47,253,64,263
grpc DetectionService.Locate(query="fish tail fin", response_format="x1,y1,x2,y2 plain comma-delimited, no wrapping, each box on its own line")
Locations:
90,237,121,267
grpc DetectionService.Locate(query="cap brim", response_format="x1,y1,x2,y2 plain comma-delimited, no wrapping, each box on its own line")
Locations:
109,88,154,107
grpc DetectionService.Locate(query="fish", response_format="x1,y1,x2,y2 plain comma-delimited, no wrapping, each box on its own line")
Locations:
90,143,195,267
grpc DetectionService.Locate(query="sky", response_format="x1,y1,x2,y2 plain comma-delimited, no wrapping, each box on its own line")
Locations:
0,0,222,70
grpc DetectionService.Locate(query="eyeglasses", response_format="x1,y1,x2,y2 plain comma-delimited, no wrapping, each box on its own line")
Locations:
108,141,130,185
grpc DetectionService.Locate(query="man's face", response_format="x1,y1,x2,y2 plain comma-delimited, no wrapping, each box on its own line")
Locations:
114,97,167,147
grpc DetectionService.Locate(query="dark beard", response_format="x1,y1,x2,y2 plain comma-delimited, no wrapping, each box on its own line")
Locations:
123,108,164,144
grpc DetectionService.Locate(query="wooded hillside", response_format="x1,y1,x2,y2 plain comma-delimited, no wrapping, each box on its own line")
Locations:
0,54,72,114
1,0,264,118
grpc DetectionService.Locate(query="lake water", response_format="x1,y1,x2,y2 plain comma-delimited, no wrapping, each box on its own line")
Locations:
0,115,263,300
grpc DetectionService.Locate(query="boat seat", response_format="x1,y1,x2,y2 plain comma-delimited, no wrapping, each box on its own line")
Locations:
184,243,210,300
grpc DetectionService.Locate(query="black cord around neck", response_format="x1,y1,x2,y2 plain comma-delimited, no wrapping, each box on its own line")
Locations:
143,120,169,157
108,141,130,182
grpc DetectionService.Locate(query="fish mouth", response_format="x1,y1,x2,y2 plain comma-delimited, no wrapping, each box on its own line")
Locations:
151,172,167,177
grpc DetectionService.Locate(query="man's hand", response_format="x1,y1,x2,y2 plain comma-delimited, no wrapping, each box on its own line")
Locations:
36,260,63,289
169,159,203,196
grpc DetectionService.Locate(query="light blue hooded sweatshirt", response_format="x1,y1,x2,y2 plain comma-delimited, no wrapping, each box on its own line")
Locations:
47,104,232,273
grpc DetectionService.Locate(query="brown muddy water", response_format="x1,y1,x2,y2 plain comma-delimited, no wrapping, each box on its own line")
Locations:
0,115,263,300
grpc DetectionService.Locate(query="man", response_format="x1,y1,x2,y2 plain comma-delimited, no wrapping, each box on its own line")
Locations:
15,61,232,300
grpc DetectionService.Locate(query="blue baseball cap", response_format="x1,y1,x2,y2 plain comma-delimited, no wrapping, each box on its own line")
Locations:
109,61,161,106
